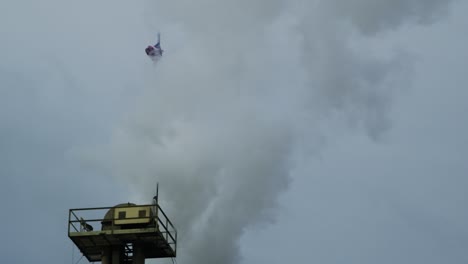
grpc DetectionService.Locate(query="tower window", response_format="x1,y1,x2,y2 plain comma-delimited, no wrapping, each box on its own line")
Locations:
139,210,146,217
118,211,126,219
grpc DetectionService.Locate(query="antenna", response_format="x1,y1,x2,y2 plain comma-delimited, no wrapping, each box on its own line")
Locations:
153,181,159,205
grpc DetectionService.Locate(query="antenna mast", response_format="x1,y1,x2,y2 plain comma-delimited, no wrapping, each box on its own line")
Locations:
154,182,159,205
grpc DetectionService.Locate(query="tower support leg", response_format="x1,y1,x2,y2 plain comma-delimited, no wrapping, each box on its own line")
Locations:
133,243,145,264
112,246,123,264
102,247,111,264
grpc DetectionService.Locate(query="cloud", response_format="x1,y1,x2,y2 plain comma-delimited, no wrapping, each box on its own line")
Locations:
90,0,456,264
321,0,452,35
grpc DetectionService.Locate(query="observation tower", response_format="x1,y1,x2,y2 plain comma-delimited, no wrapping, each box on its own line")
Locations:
68,195,177,264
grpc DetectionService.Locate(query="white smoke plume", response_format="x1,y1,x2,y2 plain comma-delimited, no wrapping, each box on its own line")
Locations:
101,1,454,264
320,0,452,35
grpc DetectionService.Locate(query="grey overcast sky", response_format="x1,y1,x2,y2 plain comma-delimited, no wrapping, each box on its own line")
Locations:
1,0,467,264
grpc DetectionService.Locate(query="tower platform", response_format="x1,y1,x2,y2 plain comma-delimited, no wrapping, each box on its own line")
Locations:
68,203,177,263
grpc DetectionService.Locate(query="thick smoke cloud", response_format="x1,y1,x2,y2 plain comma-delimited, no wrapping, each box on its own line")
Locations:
321,0,451,35
100,1,455,264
